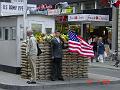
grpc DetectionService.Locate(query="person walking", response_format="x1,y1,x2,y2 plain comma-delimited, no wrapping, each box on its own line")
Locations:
26,30,38,84
51,30,64,81
91,37,98,62
97,37,105,63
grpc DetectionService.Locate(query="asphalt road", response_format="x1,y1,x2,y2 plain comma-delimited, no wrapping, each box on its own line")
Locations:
88,66,120,78
44,84,120,90
0,84,120,90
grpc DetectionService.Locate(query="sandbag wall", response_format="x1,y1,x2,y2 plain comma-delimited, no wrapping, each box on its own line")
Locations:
62,49,88,79
21,42,89,80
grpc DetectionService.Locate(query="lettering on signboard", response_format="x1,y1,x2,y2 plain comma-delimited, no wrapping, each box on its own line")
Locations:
3,5,8,10
37,4,53,10
18,6,23,11
9,5,17,10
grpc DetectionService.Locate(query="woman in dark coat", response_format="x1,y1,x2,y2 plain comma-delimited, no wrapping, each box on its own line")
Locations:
98,37,105,63
91,37,98,62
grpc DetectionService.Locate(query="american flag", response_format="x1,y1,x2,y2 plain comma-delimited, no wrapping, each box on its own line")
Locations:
68,31,94,58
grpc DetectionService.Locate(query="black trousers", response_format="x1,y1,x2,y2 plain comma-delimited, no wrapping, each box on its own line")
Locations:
51,58,63,80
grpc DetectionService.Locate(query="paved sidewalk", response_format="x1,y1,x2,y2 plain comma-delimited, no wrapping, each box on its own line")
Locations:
0,71,120,90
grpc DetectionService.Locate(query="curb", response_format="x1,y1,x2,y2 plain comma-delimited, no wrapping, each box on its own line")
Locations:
0,79,120,90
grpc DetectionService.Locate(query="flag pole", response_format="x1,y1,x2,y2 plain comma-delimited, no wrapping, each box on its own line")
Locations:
23,0,27,41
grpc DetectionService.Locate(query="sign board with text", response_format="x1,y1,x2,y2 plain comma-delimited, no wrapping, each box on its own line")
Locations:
61,8,73,14
48,9,60,15
68,14,109,22
0,2,36,16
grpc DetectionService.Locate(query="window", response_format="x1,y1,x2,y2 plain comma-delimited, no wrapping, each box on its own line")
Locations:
84,1,95,10
2,27,16,40
5,28,9,40
31,23,42,32
10,27,16,40
0,27,3,40
45,28,52,34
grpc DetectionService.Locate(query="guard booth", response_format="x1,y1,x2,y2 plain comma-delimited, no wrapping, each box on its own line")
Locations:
0,14,55,74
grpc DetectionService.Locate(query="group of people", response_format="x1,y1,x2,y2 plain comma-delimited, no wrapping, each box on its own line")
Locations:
26,30,112,84
90,37,106,63
26,30,65,84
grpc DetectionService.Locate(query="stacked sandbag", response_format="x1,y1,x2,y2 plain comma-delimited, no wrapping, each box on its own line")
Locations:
62,49,89,80
21,42,30,79
21,42,52,80
21,42,89,80
36,42,52,81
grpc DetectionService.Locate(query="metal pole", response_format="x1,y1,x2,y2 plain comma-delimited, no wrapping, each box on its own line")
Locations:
112,7,117,51
111,0,118,51
23,0,27,40
117,6,120,54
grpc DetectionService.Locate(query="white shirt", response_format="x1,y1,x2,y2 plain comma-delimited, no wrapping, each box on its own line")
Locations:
55,37,60,43
27,35,38,56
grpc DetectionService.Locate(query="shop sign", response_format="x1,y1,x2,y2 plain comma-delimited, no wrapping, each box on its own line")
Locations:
68,14,109,22
68,14,86,21
48,9,60,15
30,10,48,15
37,4,53,10
61,8,73,14
0,2,36,16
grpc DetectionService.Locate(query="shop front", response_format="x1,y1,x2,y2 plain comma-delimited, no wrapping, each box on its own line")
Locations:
56,14,111,44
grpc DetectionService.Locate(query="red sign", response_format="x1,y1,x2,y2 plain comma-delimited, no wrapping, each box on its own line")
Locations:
56,16,68,22
37,4,53,10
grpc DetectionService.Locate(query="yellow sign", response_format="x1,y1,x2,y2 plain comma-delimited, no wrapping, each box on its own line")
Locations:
61,7,73,14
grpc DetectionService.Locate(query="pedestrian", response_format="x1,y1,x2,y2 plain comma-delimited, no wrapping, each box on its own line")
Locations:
90,37,98,62
97,37,105,63
26,30,38,84
51,30,64,81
